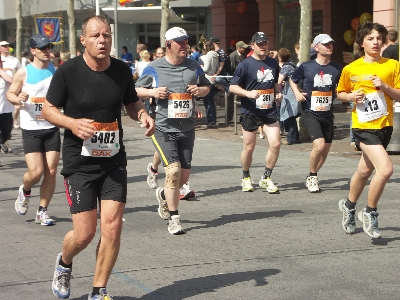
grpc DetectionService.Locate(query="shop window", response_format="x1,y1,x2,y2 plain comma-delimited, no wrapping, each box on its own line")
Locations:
276,0,300,56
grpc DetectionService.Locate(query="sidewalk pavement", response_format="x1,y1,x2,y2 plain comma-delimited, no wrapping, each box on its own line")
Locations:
1,119,400,299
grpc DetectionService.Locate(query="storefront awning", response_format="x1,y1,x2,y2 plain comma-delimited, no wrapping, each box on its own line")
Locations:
102,6,186,24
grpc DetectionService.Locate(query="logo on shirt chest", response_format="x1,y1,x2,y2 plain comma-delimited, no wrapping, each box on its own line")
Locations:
313,70,333,87
257,67,274,82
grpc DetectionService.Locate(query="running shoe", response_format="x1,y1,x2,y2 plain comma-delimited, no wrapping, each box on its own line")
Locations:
35,208,55,226
156,187,170,220
241,177,254,192
168,214,185,235
306,175,320,193
1,142,11,153
338,199,356,234
146,162,158,189
88,288,114,300
15,184,30,215
13,120,20,129
259,176,279,194
259,134,265,139
52,253,73,299
358,209,382,238
179,181,195,200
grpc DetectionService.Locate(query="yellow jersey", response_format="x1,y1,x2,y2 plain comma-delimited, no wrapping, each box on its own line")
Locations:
337,57,400,129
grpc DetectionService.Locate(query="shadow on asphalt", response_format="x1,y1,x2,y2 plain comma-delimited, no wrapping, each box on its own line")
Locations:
185,210,302,232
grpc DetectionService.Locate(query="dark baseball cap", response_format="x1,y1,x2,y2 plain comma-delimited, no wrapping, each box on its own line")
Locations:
210,37,220,44
251,32,269,44
30,34,52,49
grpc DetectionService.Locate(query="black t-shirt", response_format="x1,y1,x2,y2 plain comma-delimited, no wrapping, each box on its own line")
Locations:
46,56,138,175
382,44,399,61
291,60,342,117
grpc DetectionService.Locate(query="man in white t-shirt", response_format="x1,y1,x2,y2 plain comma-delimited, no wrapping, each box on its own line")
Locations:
0,53,14,156
0,41,22,128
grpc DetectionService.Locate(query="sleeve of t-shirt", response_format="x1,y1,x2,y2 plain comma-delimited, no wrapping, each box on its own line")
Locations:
393,60,400,89
196,65,211,87
123,73,138,106
230,62,245,87
46,67,68,107
290,63,305,84
274,62,279,83
336,65,350,94
135,65,158,88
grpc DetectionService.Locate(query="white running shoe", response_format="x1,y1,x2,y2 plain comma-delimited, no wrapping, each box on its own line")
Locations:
52,253,73,299
259,176,279,193
358,209,382,238
338,199,356,234
156,187,170,220
306,175,320,193
146,162,158,189
35,208,55,226
179,181,195,200
168,214,185,235
241,177,254,192
15,185,30,215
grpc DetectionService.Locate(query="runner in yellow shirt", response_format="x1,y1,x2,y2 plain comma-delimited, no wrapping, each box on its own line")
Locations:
337,22,400,239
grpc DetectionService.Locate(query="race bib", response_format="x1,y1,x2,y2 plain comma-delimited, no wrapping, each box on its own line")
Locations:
310,91,332,111
81,120,120,157
27,97,45,120
356,91,388,123
168,93,193,118
255,89,274,109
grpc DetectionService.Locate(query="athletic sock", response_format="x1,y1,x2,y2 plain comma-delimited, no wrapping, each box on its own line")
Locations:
366,205,377,213
91,287,105,297
161,190,166,200
309,172,317,177
38,206,47,211
59,258,72,269
150,166,157,173
169,210,179,217
243,170,250,178
264,168,272,178
345,198,356,210
23,188,31,195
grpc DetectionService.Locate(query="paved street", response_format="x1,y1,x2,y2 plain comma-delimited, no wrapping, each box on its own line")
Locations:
1,120,400,299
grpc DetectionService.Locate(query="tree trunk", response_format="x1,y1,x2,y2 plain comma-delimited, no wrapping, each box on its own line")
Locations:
160,0,170,47
298,0,312,142
67,0,76,57
15,0,22,61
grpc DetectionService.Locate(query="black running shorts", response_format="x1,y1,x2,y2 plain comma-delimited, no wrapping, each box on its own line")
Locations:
302,110,334,143
151,129,195,169
21,127,61,154
63,165,127,214
353,127,393,149
240,113,278,132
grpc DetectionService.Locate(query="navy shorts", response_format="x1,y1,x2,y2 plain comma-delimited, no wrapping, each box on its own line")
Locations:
64,165,127,214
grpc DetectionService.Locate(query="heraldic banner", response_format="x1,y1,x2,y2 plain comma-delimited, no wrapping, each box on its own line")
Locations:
35,17,61,43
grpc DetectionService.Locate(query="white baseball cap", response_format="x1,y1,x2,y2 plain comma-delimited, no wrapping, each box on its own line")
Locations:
313,34,334,45
0,41,10,46
165,27,189,42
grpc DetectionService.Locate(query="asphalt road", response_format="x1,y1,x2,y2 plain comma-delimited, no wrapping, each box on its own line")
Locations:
1,118,399,299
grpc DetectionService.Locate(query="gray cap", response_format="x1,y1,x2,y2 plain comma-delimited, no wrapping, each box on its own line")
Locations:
30,34,52,49
312,34,334,46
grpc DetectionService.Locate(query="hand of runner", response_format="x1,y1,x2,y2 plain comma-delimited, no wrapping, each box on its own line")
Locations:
275,92,283,103
140,113,155,137
350,89,365,103
153,87,168,99
294,91,307,102
371,75,385,91
72,118,95,140
247,90,260,99
187,85,199,97
195,105,203,119
17,91,29,105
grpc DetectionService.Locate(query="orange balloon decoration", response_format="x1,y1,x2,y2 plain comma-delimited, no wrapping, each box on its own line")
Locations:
237,1,248,15
351,17,360,31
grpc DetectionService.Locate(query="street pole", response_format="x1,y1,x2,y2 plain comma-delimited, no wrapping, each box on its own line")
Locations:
96,0,100,15
114,0,119,58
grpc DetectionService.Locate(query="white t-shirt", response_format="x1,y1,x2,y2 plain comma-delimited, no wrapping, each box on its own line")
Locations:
1,55,22,75
0,69,14,114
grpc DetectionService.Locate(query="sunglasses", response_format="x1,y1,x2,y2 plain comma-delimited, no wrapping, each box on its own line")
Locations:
37,44,52,50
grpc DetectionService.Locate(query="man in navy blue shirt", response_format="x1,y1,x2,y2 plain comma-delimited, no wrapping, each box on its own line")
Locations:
120,46,133,67
230,32,282,194
289,34,342,193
